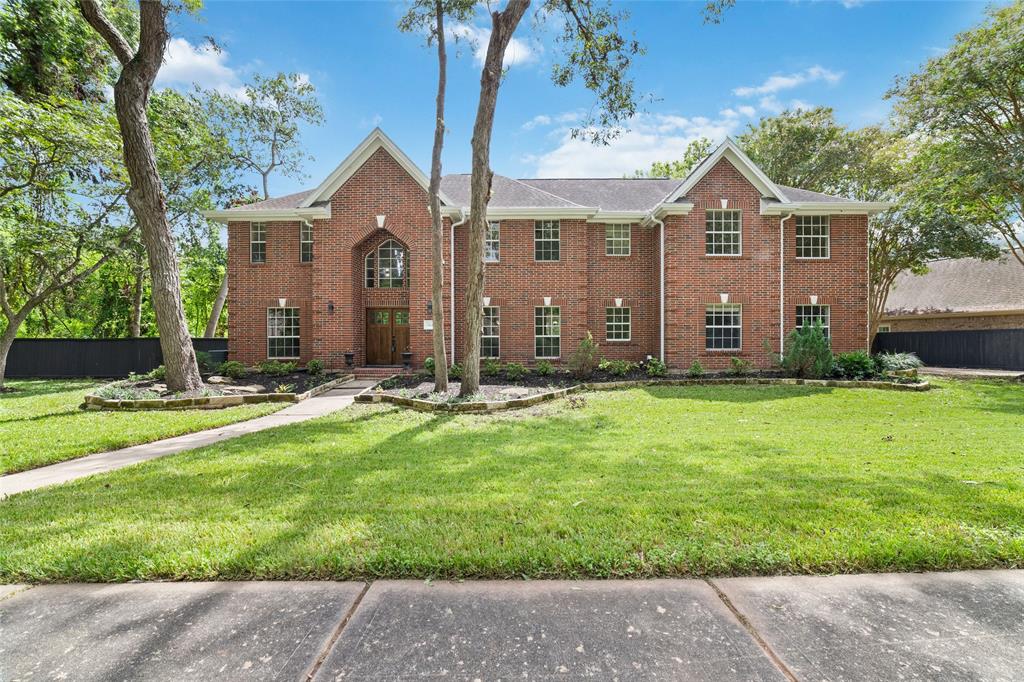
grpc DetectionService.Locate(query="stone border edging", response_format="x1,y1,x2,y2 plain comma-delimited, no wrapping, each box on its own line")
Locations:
82,373,355,411
353,376,930,413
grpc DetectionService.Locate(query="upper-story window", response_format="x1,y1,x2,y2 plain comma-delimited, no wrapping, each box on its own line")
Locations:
796,215,830,259
485,221,500,262
364,239,408,288
535,220,560,261
250,222,266,263
705,210,741,256
605,224,630,256
300,221,313,263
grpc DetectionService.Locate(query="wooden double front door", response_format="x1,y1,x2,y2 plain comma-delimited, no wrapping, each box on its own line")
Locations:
366,308,409,365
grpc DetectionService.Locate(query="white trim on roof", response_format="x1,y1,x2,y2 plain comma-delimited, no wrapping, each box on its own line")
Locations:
664,138,788,204
202,206,331,223
760,199,892,215
299,128,454,208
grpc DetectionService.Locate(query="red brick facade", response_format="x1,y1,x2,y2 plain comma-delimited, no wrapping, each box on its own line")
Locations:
227,147,869,371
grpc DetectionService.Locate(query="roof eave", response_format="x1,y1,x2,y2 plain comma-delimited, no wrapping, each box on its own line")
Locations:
760,200,893,216
201,206,331,224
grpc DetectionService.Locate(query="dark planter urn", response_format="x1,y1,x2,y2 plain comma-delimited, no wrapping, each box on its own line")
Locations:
344,351,355,368
401,351,413,369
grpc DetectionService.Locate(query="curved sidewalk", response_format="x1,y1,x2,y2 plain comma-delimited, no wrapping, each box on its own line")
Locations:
0,380,376,498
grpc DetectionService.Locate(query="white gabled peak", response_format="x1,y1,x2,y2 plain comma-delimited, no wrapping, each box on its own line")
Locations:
664,137,789,204
299,128,453,208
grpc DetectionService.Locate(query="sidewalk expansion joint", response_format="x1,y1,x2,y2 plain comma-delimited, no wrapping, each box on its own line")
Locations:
303,581,372,681
705,578,799,682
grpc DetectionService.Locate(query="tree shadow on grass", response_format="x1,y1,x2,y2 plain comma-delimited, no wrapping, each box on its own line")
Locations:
639,383,835,403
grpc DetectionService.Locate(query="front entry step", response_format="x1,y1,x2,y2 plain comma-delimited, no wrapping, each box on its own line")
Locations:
353,366,410,380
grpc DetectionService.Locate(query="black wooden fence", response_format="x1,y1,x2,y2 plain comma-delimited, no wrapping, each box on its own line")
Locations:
873,329,1024,371
5,338,228,379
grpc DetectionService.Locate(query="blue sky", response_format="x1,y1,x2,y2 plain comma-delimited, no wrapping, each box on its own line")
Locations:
160,1,993,196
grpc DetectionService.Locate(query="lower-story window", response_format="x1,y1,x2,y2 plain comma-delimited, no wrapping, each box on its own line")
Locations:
267,307,300,359
795,304,830,338
535,306,561,358
705,304,741,351
481,306,500,358
605,307,631,341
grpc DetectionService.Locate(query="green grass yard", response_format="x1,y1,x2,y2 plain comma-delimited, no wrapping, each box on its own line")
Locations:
0,380,283,474
1,379,1022,582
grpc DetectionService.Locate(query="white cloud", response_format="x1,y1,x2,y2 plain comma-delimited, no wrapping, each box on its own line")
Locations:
449,23,538,68
157,37,246,98
522,114,552,130
528,114,740,178
789,99,814,111
759,95,784,114
734,65,842,97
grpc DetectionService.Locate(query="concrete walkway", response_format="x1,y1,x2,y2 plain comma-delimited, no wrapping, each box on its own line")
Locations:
0,379,377,498
1,570,1021,681
921,366,1024,380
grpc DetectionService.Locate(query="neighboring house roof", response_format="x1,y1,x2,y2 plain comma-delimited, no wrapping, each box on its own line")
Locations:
884,251,1024,317
204,128,890,222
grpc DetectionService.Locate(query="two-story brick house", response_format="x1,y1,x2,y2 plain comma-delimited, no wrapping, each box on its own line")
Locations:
204,129,888,371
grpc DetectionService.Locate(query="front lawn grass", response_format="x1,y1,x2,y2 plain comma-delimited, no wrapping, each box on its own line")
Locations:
1,379,1022,582
0,379,284,474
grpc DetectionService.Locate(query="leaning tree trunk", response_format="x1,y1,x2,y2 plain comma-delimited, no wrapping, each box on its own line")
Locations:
204,273,227,338
0,312,27,391
79,0,202,391
130,261,144,337
428,0,449,392
460,0,531,396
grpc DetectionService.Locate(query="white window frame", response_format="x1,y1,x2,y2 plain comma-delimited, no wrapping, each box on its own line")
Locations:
267,307,300,359
795,304,831,338
605,307,631,341
485,221,500,263
481,306,500,358
364,239,408,289
705,210,742,256
534,220,560,262
877,324,891,333
705,303,742,351
605,223,631,256
534,306,561,359
300,221,313,263
796,215,830,259
250,222,266,263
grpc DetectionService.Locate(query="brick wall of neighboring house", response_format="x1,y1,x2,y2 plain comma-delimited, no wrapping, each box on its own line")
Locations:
883,313,1024,332
227,152,870,371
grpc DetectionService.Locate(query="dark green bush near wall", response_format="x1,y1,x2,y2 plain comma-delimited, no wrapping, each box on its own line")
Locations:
782,323,832,378
834,350,877,379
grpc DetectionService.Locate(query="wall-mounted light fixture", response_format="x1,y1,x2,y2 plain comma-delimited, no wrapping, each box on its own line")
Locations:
614,298,623,307
719,293,729,304
278,297,287,307
426,301,433,315
327,301,335,314
543,296,552,306
376,215,386,229
810,295,818,305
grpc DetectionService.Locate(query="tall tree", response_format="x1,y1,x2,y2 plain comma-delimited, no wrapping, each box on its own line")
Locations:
0,92,131,388
203,72,324,337
79,0,203,392
400,0,474,392
889,0,1024,267
459,0,717,395
631,137,712,178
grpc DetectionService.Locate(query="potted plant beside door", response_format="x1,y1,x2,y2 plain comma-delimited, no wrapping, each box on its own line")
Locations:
401,348,412,370
344,351,355,368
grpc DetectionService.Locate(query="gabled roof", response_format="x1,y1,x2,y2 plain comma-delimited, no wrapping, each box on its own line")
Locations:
664,137,788,204
299,127,455,208
884,250,1024,317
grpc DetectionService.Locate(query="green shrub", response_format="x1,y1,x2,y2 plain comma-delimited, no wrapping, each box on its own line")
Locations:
448,362,464,380
728,357,753,376
781,322,833,378
646,357,668,377
95,383,159,400
194,351,214,373
218,360,247,379
482,358,504,376
423,356,435,372
598,358,638,377
568,331,600,379
504,362,529,381
687,360,705,378
146,364,166,381
535,360,554,376
834,350,876,379
874,351,923,372
274,382,296,393
306,359,325,376
259,359,298,376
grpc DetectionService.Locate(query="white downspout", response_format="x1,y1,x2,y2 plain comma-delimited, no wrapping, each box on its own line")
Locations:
779,213,793,356
649,214,666,364
450,208,468,362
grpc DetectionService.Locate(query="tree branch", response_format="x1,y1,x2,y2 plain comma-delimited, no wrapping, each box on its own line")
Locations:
78,0,134,66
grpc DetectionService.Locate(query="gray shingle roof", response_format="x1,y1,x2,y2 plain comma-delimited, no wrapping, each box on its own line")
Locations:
516,178,683,212
228,189,315,211
885,251,1024,316
776,185,856,203
439,174,582,209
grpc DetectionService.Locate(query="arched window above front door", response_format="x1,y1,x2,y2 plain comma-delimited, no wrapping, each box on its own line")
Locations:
365,239,408,288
